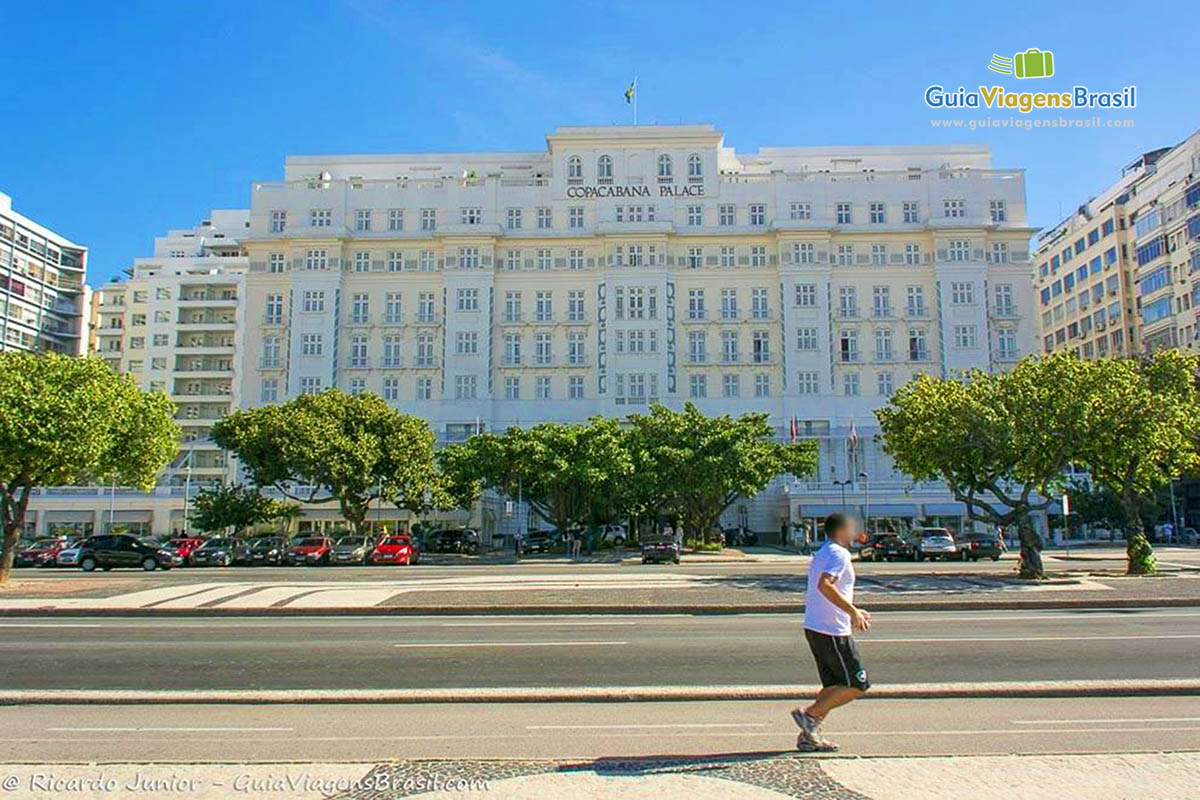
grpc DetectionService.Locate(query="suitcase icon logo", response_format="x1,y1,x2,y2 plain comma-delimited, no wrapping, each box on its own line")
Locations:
988,49,1055,79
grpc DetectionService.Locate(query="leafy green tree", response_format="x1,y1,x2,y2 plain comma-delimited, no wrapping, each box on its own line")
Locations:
1075,351,1200,575
0,353,178,581
439,417,633,534
189,484,296,538
626,403,819,542
212,390,438,538
876,353,1093,579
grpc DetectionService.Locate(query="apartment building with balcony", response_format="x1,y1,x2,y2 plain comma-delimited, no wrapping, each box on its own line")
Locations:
1034,130,1200,359
26,213,249,540
1033,149,1166,358
1127,131,1200,353
239,124,1037,539
0,191,89,355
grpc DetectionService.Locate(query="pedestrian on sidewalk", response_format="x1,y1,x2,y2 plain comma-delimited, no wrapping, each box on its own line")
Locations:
793,512,872,752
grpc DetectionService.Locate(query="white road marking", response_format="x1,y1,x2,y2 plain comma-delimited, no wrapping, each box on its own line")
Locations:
47,727,294,732
0,623,106,628
527,723,768,730
829,726,1200,737
393,640,627,648
1011,717,1200,725
440,621,638,627
863,634,1200,643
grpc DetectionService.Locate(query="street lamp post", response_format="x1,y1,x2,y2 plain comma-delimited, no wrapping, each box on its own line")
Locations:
1169,477,1180,541
859,472,870,535
832,479,851,514
182,452,193,537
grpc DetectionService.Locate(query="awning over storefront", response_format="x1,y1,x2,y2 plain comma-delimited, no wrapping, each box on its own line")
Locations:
796,505,854,517
922,503,966,516
44,510,95,523
867,504,920,516
108,511,153,523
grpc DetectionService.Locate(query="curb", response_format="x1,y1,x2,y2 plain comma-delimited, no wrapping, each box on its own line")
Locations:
3,597,1199,616
2,679,1198,705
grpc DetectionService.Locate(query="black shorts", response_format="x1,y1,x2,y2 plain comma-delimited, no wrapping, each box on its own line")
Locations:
805,628,871,691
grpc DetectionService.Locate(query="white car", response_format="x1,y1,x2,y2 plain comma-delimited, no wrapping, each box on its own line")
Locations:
593,524,627,545
914,528,957,561
56,544,82,566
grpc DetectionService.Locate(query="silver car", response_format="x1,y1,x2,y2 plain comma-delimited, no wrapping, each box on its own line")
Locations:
56,544,82,566
331,536,373,565
915,528,957,561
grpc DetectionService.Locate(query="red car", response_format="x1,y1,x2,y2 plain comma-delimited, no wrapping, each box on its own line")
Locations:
14,538,72,568
287,536,333,566
169,537,207,565
371,535,420,566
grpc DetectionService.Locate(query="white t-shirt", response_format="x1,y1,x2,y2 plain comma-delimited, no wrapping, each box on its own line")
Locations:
804,541,855,636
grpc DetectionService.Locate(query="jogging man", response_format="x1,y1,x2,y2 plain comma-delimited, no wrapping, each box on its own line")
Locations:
793,512,871,752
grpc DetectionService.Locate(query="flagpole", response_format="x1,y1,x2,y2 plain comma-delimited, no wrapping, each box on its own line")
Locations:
633,76,638,126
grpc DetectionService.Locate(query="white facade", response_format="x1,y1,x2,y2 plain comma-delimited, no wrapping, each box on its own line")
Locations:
238,124,1036,539
23,125,1039,542
0,191,88,355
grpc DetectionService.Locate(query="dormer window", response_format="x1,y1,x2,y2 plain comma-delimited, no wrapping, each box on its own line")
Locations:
687,153,703,181
567,155,583,182
657,154,673,182
597,155,613,184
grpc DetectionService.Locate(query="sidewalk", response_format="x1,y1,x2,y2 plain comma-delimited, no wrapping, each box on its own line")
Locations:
2,753,1195,799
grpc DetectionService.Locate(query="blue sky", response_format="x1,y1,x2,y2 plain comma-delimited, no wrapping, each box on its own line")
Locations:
2,0,1196,285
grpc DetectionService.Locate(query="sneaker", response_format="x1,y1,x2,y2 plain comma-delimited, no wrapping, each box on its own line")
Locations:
796,734,839,753
791,709,837,750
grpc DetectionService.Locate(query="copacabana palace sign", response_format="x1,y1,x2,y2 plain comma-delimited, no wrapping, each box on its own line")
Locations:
566,183,705,199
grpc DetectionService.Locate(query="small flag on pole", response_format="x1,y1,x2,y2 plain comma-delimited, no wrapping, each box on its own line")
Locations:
624,78,637,104
848,418,859,450
789,416,798,443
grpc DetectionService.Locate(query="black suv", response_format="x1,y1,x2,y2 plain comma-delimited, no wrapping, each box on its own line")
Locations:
77,535,175,572
429,529,481,555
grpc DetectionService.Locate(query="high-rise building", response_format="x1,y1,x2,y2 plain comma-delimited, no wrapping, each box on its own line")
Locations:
27,212,247,539
1033,129,1200,358
1126,131,1200,353
0,191,89,355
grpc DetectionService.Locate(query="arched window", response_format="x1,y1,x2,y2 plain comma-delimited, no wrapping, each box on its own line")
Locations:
597,155,613,179
567,155,582,179
687,153,703,178
658,154,673,178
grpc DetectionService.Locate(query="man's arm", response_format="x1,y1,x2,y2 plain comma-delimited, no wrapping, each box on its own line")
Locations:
817,572,871,631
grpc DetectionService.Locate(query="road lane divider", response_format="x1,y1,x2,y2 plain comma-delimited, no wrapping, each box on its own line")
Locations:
3,679,1200,705
393,641,628,648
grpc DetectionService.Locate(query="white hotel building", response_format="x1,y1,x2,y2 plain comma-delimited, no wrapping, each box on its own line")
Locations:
236,124,1036,540
24,124,1039,542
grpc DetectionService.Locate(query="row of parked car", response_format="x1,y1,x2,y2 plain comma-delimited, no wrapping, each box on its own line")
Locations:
857,528,1005,562
12,528,485,571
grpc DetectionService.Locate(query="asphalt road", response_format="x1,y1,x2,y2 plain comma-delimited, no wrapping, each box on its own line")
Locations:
2,608,1198,690
3,695,1198,761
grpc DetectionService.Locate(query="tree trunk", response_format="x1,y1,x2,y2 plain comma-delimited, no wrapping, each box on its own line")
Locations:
1123,501,1157,576
1015,512,1045,580
0,523,18,584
